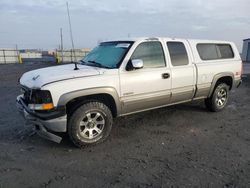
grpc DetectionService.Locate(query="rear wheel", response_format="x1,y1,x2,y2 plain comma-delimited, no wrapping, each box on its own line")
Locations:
205,83,229,112
68,101,113,148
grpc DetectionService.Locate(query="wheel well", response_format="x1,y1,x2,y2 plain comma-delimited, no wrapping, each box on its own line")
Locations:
216,76,233,90
66,94,117,118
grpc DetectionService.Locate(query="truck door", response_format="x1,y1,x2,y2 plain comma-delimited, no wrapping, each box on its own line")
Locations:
165,40,195,103
119,40,172,114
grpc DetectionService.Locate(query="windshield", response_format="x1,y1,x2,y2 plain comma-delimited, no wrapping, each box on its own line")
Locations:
82,41,133,69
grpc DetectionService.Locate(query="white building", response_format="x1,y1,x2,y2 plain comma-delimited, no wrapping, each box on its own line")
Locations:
242,38,250,62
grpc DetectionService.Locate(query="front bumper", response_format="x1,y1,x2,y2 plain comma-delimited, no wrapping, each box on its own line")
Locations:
16,95,67,143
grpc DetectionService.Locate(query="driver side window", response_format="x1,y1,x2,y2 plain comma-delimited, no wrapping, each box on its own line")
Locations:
131,41,166,68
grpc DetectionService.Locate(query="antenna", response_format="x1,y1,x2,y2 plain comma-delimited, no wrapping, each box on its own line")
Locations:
60,28,64,63
66,2,78,70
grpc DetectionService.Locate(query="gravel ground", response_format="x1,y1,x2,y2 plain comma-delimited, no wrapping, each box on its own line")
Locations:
0,63,250,188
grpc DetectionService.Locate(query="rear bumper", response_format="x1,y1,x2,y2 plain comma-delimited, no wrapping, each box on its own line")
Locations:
16,95,67,143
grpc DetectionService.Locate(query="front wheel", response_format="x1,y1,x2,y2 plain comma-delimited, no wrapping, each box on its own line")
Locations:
68,101,113,148
205,83,229,112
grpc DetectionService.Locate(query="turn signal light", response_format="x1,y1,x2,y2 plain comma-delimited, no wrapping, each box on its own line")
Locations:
42,103,54,110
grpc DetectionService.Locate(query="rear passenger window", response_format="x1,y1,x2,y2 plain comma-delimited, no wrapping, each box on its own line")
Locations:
196,44,218,60
217,44,234,59
167,42,189,66
131,41,166,68
197,44,234,60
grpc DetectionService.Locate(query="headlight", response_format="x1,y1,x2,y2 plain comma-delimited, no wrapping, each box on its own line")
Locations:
28,103,54,110
28,90,54,110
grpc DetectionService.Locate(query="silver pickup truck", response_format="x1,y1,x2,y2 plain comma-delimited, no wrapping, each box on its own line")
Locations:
16,37,242,147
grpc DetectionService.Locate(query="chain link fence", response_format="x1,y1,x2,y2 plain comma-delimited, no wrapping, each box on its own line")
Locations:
0,49,21,64
0,48,91,64
56,49,91,63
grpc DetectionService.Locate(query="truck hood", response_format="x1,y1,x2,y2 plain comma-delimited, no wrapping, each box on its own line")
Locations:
20,64,103,88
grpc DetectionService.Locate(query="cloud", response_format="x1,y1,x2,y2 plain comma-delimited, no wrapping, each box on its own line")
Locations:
0,0,249,49
192,25,208,31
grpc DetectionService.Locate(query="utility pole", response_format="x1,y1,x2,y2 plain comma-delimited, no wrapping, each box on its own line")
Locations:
60,28,64,63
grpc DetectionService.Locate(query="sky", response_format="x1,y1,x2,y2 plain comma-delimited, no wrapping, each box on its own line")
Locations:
0,0,249,51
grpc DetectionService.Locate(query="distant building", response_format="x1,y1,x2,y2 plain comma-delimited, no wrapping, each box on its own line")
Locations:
242,38,250,62
20,51,42,59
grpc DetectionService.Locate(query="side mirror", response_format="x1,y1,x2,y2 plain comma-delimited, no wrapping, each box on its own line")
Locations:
131,59,144,69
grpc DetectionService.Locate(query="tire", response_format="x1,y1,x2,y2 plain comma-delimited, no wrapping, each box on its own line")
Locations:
68,101,113,148
205,83,229,112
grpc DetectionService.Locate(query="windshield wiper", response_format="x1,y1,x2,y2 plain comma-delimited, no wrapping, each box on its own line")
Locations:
79,60,88,65
87,60,112,69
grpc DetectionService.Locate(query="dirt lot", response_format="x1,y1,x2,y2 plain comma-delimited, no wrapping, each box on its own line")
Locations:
0,63,250,188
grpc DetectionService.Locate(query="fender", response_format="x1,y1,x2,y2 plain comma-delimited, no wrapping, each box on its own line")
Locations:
208,72,234,97
57,87,122,116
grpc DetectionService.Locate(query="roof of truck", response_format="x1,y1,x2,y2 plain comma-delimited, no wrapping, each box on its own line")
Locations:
104,37,233,44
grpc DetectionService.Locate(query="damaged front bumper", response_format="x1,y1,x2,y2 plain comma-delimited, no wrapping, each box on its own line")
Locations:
16,95,67,143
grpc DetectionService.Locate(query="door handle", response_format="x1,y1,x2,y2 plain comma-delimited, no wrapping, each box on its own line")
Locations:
162,73,170,79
